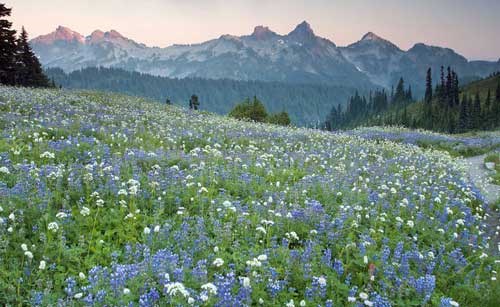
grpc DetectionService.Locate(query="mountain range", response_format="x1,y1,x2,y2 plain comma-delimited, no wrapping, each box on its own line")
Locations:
31,22,500,95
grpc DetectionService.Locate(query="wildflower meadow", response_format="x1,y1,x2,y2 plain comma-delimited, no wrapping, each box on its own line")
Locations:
0,86,498,306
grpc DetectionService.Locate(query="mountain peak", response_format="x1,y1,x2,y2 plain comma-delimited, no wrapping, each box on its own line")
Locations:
251,25,277,40
361,32,383,41
346,31,401,51
288,21,315,38
88,30,105,43
31,26,84,44
88,29,127,44
106,30,125,40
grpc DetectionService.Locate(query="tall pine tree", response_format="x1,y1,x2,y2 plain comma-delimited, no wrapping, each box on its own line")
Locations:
15,27,50,87
393,78,406,105
471,93,482,130
0,3,17,85
424,68,433,104
482,89,493,129
495,82,500,127
457,95,469,133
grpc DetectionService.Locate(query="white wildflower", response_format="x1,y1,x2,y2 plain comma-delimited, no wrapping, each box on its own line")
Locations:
47,222,59,232
165,282,189,297
213,258,224,267
80,207,90,216
56,212,68,219
240,277,251,288
201,282,218,294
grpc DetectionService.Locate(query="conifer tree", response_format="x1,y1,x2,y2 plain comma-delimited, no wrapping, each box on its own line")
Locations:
15,27,50,87
466,96,474,130
495,82,500,126
189,94,200,110
406,85,412,101
472,93,482,130
393,78,406,105
452,71,459,106
401,107,409,127
457,95,468,133
482,89,493,129
445,67,452,107
438,66,445,101
424,68,432,104
0,3,17,85
496,82,500,102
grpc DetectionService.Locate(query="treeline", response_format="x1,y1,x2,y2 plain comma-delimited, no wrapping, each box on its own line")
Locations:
421,67,500,133
324,67,500,133
45,67,354,126
324,77,413,130
0,3,51,87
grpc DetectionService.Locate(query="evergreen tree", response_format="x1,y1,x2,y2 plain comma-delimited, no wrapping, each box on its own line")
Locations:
393,78,406,105
401,107,409,127
457,95,469,133
189,94,199,110
424,68,433,104
229,96,268,123
466,96,474,130
472,93,481,130
482,89,493,129
0,3,17,85
446,67,453,107
15,27,50,87
496,82,500,102
438,66,445,101
495,82,500,127
452,71,459,106
406,85,412,101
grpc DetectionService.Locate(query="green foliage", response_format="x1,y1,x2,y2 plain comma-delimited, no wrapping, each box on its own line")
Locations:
267,111,291,126
229,97,268,122
229,97,291,126
324,68,500,134
0,5,51,87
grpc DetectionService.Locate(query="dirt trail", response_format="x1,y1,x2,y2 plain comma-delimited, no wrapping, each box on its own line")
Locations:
465,154,500,204
465,154,499,255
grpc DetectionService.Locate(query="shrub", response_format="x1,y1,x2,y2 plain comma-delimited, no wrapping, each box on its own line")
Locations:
229,97,291,126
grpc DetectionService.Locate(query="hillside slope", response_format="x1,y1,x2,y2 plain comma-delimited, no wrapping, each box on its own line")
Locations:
45,67,356,126
0,86,498,305
462,73,500,100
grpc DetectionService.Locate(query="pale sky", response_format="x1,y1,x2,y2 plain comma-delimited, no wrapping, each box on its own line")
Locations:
6,0,500,60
